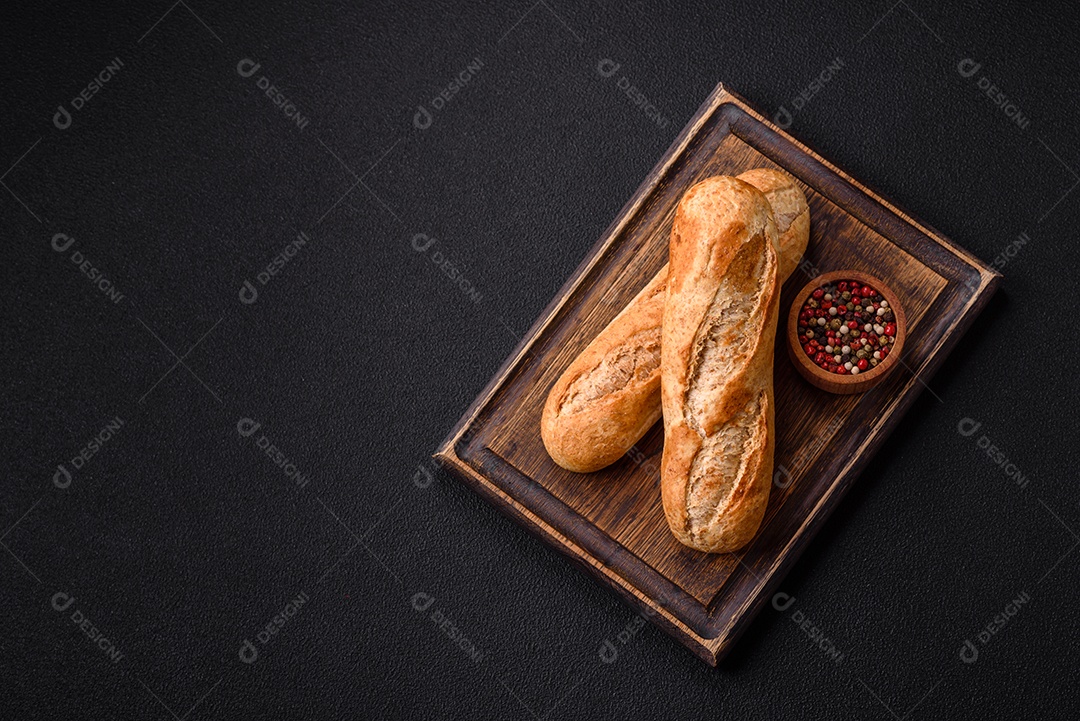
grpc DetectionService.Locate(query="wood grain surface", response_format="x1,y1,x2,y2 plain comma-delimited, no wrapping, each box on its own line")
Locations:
434,84,1001,666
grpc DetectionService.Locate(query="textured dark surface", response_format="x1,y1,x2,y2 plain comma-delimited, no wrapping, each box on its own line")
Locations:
2,1,1077,718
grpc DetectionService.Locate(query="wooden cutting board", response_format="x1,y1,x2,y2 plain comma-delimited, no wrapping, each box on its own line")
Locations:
434,83,1000,665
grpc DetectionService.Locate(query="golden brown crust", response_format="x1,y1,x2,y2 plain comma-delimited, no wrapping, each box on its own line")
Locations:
540,169,807,475
540,270,666,472
660,176,780,553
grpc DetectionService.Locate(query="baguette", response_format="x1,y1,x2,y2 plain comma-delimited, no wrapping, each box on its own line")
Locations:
660,176,780,553
541,169,807,473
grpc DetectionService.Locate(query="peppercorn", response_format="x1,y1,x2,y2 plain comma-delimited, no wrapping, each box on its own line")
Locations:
796,279,898,376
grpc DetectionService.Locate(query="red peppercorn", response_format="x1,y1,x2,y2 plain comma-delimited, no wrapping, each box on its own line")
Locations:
847,320,859,330
812,289,824,299
884,322,896,336
804,344,815,356
857,359,869,370
838,282,848,291
861,285,874,297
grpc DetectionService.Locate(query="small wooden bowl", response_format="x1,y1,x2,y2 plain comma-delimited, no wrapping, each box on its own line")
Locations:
786,271,906,394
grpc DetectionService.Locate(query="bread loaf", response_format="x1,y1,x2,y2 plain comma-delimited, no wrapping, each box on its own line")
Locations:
541,169,807,473
660,176,780,553
540,269,666,472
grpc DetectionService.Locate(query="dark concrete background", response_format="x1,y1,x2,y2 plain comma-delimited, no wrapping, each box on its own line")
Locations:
3,1,1078,718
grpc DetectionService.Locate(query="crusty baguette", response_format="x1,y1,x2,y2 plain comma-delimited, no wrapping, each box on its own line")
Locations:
660,176,780,553
540,270,666,472
541,169,807,473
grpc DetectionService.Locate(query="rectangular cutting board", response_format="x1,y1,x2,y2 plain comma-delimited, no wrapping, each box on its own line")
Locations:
434,83,1000,665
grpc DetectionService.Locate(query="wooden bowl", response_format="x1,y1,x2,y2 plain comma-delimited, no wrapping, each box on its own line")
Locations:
786,271,906,394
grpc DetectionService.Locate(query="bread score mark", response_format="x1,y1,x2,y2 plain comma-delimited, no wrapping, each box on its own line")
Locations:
686,390,769,545
559,327,661,415
683,229,773,437
555,272,668,418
